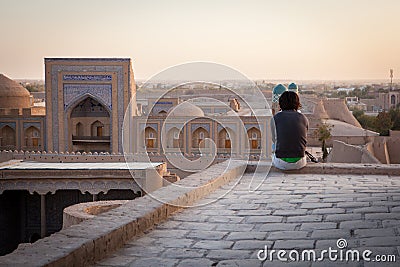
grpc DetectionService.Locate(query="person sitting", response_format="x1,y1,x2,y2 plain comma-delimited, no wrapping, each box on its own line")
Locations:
271,91,309,170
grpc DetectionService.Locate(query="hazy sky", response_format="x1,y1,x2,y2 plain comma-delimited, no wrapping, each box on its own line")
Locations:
1,0,400,80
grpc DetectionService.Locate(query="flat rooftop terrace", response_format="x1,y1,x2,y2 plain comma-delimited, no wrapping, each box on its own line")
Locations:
96,172,400,267
1,161,399,266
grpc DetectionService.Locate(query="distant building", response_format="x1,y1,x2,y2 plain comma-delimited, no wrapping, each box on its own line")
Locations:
345,96,367,111
0,74,45,151
378,91,400,110
336,87,355,94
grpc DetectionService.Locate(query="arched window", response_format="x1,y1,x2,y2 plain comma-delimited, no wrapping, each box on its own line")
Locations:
25,126,40,148
76,122,83,136
391,95,396,105
247,127,261,150
145,127,157,149
192,127,209,148
218,128,231,149
166,128,181,149
91,121,104,137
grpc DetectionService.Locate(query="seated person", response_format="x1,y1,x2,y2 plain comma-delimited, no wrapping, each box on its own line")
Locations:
271,91,309,170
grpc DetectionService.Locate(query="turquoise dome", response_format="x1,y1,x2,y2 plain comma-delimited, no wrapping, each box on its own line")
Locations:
272,84,287,95
272,84,287,103
288,82,298,92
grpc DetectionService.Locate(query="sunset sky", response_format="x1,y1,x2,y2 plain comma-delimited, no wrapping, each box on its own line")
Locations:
1,0,400,80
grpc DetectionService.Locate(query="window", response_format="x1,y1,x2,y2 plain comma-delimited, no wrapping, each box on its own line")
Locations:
199,132,204,139
252,132,258,139
173,131,179,139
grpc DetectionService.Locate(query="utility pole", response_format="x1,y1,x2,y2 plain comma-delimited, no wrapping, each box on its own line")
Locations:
390,69,393,91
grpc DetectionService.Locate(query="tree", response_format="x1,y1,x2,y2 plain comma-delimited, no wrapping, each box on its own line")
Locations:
389,108,400,131
352,109,364,120
314,123,333,162
375,111,392,136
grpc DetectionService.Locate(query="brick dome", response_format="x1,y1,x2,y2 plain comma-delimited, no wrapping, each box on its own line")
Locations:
0,74,31,108
167,101,204,117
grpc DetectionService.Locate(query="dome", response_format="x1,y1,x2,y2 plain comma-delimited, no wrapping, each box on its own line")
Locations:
288,82,298,92
0,74,31,109
272,84,287,95
272,84,287,103
168,101,204,117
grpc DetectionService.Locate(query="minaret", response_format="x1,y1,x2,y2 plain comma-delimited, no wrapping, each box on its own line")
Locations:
390,69,393,91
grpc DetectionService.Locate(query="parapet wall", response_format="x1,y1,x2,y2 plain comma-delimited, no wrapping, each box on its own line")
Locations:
327,140,380,164
0,150,264,164
369,136,400,164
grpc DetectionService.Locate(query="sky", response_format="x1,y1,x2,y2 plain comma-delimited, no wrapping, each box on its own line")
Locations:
1,0,400,80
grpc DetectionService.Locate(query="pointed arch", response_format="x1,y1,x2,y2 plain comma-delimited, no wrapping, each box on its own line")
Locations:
25,126,40,148
247,127,261,150
91,120,104,137
166,127,183,149
218,128,232,149
192,127,209,148
66,93,111,115
0,125,16,148
68,95,111,153
76,122,83,136
145,126,157,149
158,110,168,116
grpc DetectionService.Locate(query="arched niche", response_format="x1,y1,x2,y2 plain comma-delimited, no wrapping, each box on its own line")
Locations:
68,96,111,153
25,126,41,149
192,127,209,149
0,125,16,149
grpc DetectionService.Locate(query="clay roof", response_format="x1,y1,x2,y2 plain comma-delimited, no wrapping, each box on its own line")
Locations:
0,74,30,97
167,101,204,117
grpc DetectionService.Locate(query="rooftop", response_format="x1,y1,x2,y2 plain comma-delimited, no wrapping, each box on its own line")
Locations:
1,161,399,266
44,58,131,62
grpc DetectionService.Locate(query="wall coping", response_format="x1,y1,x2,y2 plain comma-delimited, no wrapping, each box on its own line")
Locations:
62,200,130,229
246,162,400,176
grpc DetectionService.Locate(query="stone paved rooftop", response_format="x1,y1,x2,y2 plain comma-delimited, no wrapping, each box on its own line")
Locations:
97,172,400,267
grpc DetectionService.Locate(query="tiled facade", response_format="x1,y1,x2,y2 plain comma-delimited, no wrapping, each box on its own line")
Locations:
45,58,136,153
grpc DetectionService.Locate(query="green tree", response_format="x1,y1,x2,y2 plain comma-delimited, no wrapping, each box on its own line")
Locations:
357,115,377,131
314,123,333,162
375,111,392,136
352,109,364,120
389,108,400,131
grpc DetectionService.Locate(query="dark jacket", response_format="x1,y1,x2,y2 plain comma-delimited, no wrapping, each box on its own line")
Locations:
271,110,309,158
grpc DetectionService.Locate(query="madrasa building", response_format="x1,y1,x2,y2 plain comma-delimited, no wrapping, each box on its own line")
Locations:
0,58,271,160
0,58,137,154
